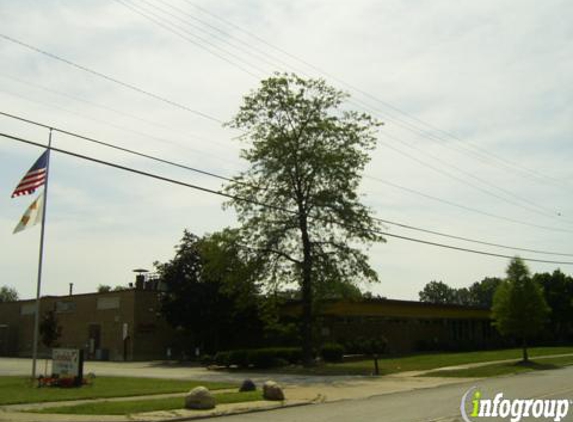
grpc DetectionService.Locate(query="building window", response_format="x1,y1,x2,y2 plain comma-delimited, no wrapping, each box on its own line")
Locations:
97,297,120,310
20,304,36,315
55,301,76,313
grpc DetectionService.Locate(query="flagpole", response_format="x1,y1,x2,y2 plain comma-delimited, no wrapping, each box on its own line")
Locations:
31,128,52,380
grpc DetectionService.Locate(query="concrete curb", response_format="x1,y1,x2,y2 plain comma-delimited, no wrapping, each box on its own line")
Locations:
145,400,314,422
0,400,316,422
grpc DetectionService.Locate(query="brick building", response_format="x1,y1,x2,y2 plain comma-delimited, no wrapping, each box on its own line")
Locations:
0,287,497,360
0,285,175,361
282,299,497,353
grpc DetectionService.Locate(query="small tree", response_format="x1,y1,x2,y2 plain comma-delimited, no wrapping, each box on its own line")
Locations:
492,257,550,362
97,284,112,293
39,310,62,349
0,285,18,302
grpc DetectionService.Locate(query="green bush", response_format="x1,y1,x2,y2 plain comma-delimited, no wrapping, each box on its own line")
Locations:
320,343,344,362
213,347,302,368
229,349,249,368
214,351,231,367
200,354,214,366
344,336,388,355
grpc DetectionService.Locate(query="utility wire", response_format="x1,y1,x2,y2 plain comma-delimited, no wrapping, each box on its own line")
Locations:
0,33,225,125
0,109,566,238
115,0,263,79
0,89,240,167
2,130,573,265
181,0,569,190
0,72,219,147
364,174,573,234
2,111,573,253
121,0,569,221
0,27,568,225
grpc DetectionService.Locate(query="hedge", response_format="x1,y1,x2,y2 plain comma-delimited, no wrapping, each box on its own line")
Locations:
320,343,344,362
213,347,302,369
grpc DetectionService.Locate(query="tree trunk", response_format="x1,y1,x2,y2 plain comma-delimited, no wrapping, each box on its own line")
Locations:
299,211,314,367
522,337,528,363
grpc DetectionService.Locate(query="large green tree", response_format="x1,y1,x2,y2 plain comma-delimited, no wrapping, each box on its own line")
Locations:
156,229,263,355
492,257,550,362
533,269,573,342
225,73,384,364
419,280,457,304
468,277,503,308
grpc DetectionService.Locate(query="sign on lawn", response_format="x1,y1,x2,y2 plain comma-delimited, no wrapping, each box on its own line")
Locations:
52,348,83,378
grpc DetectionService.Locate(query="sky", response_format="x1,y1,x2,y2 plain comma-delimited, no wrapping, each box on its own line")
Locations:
0,0,572,301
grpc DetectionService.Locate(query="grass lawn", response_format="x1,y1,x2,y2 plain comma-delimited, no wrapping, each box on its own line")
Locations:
421,355,573,378
261,346,573,376
0,376,234,406
34,391,263,415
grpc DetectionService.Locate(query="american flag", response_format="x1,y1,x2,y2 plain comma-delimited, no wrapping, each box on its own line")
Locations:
11,150,49,198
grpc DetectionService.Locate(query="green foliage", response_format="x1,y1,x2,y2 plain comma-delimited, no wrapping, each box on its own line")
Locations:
419,281,456,304
36,391,263,415
213,347,302,368
533,269,573,342
419,277,503,307
156,229,264,354
225,73,384,363
0,376,234,405
492,257,551,361
39,310,62,349
343,336,388,355
468,277,503,307
320,343,344,362
97,285,111,293
0,285,18,302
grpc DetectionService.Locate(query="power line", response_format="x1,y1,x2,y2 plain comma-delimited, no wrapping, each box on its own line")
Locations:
0,88,240,168
0,72,219,147
376,217,573,257
377,135,569,223
3,108,573,248
364,174,573,234
0,110,233,184
1,116,572,257
115,0,263,79
2,130,573,265
0,32,225,125
181,0,569,191
2,22,565,221
122,1,569,222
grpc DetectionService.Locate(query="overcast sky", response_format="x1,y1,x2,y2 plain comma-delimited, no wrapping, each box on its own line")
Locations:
1,0,572,301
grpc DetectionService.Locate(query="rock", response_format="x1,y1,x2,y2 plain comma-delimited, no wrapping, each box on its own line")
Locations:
262,380,285,401
239,379,257,392
184,386,216,410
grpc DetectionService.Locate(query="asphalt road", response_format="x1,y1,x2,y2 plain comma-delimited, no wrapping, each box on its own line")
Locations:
207,366,573,422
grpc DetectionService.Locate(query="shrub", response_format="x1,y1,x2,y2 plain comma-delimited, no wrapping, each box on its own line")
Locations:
320,343,344,362
200,354,214,366
229,349,249,368
213,347,303,368
214,351,231,367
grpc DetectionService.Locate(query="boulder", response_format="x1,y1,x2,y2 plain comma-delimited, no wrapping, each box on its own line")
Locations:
184,386,216,410
262,380,285,401
239,379,257,392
